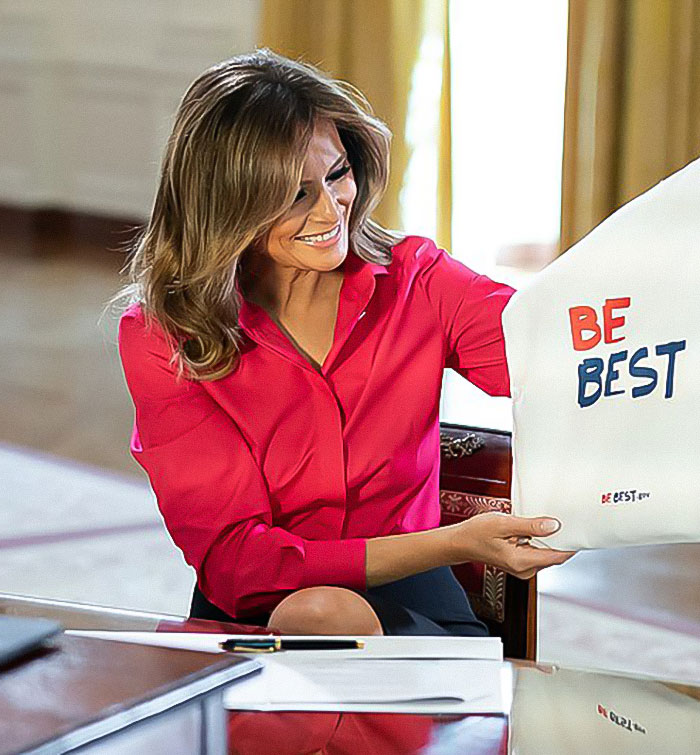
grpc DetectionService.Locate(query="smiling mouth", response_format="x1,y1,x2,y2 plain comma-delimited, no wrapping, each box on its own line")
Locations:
295,223,342,244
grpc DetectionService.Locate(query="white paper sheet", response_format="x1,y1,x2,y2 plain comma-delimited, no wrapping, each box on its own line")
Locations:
67,630,508,714
222,657,511,714
66,631,502,660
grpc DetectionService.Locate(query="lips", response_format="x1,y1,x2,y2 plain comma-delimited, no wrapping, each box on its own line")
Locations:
295,222,341,242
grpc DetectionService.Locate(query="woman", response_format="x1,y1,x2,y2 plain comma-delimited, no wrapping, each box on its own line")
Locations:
117,48,573,637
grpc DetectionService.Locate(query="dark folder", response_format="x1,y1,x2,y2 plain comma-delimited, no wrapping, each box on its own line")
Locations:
0,616,62,667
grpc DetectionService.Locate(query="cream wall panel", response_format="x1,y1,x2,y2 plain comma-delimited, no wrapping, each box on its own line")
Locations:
0,0,261,218
54,66,158,216
0,71,35,201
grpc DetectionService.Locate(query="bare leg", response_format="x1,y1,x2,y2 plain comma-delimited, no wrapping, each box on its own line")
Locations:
268,586,383,635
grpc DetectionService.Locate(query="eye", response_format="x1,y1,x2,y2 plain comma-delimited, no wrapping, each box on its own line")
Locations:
328,163,352,181
293,163,352,204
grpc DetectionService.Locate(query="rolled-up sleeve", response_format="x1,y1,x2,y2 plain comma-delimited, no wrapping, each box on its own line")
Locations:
414,239,516,397
118,308,367,617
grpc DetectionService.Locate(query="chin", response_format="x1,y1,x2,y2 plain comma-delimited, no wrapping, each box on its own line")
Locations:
303,244,347,270
323,246,348,269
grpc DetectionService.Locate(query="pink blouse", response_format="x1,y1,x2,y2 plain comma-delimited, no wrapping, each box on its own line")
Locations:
118,235,515,617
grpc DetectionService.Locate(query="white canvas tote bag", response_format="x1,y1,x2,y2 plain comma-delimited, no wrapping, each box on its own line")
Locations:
502,158,700,550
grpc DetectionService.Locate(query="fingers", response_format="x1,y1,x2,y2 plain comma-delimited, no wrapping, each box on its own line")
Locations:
495,515,562,539
458,513,575,578
528,547,573,567
503,544,575,579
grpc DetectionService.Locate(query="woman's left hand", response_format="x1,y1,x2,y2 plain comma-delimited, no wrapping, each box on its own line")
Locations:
442,512,577,579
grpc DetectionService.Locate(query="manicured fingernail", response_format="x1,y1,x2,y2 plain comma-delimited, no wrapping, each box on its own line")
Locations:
540,519,561,534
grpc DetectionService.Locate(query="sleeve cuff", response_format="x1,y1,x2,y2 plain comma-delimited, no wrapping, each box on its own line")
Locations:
300,538,367,591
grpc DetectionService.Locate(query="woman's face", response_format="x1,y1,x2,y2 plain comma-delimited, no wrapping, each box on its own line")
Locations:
263,118,357,272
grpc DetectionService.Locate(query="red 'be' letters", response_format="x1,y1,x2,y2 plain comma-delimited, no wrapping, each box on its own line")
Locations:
569,298,631,350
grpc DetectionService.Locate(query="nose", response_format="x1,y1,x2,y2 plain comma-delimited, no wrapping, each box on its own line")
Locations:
311,181,346,225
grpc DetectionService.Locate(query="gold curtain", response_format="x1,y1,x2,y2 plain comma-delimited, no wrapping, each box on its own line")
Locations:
561,0,700,252
259,0,452,252
436,0,451,254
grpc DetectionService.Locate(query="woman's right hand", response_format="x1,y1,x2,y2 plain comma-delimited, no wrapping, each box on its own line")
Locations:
442,512,576,579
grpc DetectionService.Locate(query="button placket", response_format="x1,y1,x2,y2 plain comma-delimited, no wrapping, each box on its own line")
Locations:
321,280,375,377
308,367,349,535
237,255,384,537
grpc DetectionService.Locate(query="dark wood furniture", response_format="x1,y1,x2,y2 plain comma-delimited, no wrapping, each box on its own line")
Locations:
0,631,259,754
439,422,536,661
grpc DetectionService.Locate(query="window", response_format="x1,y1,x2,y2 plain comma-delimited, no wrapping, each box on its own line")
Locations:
442,1,568,429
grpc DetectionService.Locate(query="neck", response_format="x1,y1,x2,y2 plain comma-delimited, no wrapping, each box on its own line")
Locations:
241,254,345,317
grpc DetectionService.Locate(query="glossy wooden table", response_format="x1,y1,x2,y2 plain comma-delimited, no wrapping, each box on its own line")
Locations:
0,595,260,755
2,593,699,755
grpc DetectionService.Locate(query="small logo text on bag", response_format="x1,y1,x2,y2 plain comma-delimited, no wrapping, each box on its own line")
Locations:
600,489,651,506
597,703,647,735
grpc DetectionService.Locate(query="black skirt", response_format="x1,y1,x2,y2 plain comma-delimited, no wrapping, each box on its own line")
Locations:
189,566,488,637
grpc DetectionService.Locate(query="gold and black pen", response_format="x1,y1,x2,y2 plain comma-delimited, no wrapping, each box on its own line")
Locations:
219,637,365,653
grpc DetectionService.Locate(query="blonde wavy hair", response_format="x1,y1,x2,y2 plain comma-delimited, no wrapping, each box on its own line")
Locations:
113,47,405,381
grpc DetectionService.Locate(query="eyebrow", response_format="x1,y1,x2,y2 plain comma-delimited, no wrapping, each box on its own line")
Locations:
299,152,348,186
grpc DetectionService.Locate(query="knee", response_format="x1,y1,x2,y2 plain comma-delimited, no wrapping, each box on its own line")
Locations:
268,587,383,636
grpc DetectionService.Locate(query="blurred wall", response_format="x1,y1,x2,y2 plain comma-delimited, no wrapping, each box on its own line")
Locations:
0,0,261,219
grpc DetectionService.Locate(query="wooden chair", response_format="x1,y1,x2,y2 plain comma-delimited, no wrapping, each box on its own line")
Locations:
439,422,536,660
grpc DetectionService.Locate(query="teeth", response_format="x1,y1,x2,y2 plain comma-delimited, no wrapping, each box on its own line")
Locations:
297,225,339,243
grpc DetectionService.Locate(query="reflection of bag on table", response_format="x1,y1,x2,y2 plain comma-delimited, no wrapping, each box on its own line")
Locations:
511,666,700,755
502,158,700,550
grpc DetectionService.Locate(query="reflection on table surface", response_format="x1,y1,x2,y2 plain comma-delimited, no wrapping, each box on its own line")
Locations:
2,593,700,755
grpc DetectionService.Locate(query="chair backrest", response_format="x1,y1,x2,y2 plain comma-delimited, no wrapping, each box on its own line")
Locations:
439,422,536,660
